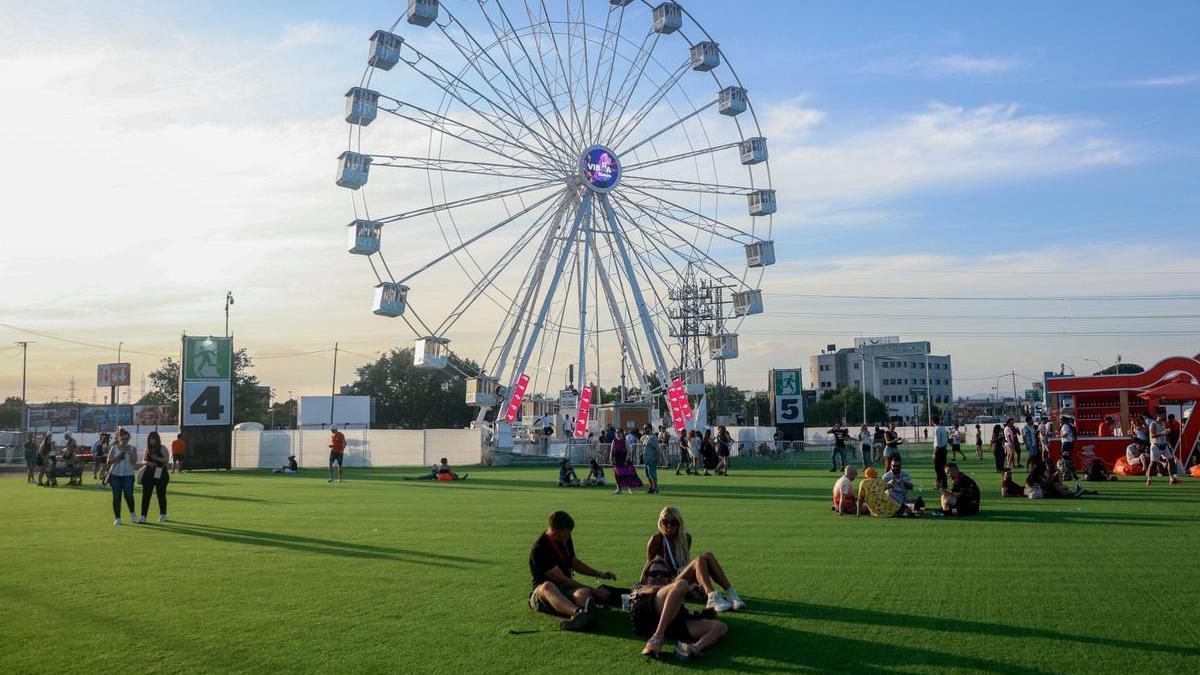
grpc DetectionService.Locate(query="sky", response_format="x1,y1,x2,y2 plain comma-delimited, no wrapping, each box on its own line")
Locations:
1,0,1198,404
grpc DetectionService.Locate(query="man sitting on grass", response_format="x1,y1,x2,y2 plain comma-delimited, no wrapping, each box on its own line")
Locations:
436,458,467,481
558,459,581,487
882,456,924,513
528,511,619,631
832,465,858,515
938,464,980,517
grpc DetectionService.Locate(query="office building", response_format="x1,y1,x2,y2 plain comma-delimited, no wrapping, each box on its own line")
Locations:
809,337,953,424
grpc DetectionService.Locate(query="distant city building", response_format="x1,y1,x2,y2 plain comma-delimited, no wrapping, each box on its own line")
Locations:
809,337,953,424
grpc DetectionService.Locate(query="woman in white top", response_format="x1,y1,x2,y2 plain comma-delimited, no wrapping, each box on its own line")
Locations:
858,425,872,467
104,428,139,526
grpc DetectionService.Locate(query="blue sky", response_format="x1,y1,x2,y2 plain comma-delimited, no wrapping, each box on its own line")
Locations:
1,0,1197,401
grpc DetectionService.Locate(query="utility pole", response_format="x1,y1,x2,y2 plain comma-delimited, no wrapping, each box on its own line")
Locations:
924,350,933,427
1011,371,1019,416
17,342,32,441
68,376,76,402
225,291,235,337
859,348,867,425
328,343,339,428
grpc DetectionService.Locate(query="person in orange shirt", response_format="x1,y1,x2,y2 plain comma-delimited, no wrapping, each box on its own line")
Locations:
328,427,346,483
171,434,186,473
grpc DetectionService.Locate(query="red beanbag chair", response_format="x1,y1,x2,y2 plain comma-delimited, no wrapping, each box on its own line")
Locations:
1113,457,1145,477
1190,465,1200,479
436,472,454,481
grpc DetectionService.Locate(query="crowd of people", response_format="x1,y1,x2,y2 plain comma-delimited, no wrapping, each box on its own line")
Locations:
553,424,737,495
527,507,744,661
21,428,177,525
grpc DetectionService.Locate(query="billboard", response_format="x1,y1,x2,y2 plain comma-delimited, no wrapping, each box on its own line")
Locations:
181,336,233,428
97,363,131,387
133,405,178,427
854,336,900,348
770,369,805,425
78,405,135,433
26,406,79,431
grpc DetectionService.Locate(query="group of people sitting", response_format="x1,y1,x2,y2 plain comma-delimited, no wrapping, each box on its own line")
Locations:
1121,411,1185,485
557,459,611,487
403,458,468,481
1001,453,1098,498
832,455,981,517
528,507,744,662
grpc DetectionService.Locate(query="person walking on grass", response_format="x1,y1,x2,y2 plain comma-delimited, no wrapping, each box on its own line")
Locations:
139,431,170,523
105,429,138,526
1023,415,1040,470
950,424,967,462
528,511,618,631
328,427,345,483
1003,418,1020,471
858,424,873,468
675,432,693,476
36,435,56,488
827,422,849,473
92,433,110,481
932,417,949,489
990,424,1005,473
975,424,984,460
643,425,661,494
882,421,904,465
716,426,733,476
1146,411,1181,486
171,433,186,473
24,433,37,484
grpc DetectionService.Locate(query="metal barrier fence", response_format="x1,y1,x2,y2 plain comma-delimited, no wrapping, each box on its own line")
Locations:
511,439,877,469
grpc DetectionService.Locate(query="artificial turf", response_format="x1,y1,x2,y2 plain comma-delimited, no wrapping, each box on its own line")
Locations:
2,454,1198,674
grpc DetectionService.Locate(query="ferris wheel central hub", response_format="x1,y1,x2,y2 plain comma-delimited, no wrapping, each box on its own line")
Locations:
578,146,622,193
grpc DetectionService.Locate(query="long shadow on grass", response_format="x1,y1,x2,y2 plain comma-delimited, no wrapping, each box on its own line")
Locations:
973,508,1192,527
396,476,831,502
748,598,1200,659
579,609,1047,673
150,521,487,568
168,490,287,505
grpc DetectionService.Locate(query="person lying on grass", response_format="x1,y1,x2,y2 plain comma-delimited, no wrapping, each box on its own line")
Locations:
584,459,607,487
938,464,980,516
832,465,858,515
528,511,620,631
630,556,727,662
645,506,746,612
558,459,581,487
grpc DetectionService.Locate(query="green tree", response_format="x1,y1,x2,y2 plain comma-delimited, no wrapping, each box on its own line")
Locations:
0,396,24,429
140,349,270,425
804,388,888,426
705,383,747,422
743,391,770,425
1094,363,1144,376
344,347,478,428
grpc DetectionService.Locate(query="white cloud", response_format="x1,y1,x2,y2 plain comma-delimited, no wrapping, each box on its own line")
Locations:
1101,73,1198,88
274,21,348,50
865,53,1022,77
765,102,1132,208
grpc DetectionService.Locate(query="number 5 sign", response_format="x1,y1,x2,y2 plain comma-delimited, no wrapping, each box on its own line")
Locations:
182,380,231,426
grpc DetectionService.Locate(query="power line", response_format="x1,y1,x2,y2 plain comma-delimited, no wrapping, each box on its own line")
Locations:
0,322,171,358
769,311,1200,321
741,329,1200,337
770,293,1200,302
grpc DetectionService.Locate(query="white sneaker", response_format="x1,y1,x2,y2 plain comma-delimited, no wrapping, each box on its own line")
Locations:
328,478,334,483
113,518,122,526
727,587,747,611
159,514,168,522
706,591,733,613
137,516,147,524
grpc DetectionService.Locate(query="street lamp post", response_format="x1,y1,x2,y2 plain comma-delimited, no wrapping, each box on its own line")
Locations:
859,348,867,426
1083,358,1104,375
225,291,235,337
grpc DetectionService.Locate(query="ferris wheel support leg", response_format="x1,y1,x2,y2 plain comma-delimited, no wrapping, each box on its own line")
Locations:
599,194,672,398
499,196,588,416
588,232,649,397
576,195,592,399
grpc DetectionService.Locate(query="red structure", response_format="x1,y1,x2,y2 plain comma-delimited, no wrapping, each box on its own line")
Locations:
1046,354,1200,469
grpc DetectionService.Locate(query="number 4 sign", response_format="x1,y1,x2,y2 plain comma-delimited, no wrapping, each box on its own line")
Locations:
182,380,231,426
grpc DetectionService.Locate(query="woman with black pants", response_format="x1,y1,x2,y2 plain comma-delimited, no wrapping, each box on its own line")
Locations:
139,431,170,524
990,424,1005,473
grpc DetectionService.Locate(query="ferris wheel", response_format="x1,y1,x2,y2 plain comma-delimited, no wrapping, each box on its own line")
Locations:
339,0,776,425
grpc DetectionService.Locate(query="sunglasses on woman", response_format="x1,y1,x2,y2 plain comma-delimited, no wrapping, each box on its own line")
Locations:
660,518,678,527
646,569,672,579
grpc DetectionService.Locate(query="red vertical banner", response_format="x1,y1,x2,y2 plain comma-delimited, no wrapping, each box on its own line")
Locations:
503,373,530,423
668,378,692,434
573,387,593,438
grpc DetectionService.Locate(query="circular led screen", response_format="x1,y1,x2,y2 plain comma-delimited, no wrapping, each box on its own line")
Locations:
579,146,621,193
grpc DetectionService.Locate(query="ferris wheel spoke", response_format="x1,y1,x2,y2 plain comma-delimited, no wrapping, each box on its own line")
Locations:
588,3,629,144
398,190,564,285
375,180,562,226
622,143,740,171
367,154,550,180
478,1,578,154
378,97,559,173
611,192,747,289
622,176,758,197
596,29,660,144
396,43,565,164
622,186,759,244
526,1,585,148
607,58,692,150
618,99,717,157
438,8,579,160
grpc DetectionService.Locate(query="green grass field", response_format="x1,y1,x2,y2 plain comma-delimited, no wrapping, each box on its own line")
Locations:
3,454,1199,674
